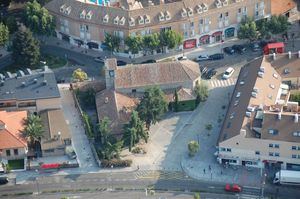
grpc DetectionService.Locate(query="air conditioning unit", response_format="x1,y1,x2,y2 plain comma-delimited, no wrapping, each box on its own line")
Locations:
103,15,109,23
181,8,187,17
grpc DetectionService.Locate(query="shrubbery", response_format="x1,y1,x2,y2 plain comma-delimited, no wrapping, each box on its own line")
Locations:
101,159,132,168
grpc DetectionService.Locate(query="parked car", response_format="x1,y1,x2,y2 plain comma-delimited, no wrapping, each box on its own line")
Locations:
250,42,261,52
232,45,247,54
223,47,235,55
0,177,8,185
177,56,188,61
196,55,209,61
94,56,105,63
225,184,242,193
200,65,208,73
204,68,217,79
209,53,224,60
117,60,127,66
222,67,235,79
141,59,157,64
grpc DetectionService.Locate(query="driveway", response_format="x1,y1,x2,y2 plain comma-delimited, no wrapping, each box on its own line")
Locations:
58,84,98,169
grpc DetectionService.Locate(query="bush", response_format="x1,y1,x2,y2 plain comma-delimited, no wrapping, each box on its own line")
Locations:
131,147,146,154
194,192,200,199
290,93,300,105
82,112,94,138
188,140,199,157
101,159,132,168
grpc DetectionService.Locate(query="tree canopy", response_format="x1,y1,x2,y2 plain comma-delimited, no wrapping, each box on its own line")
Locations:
23,0,55,35
188,140,199,157
23,114,44,147
194,82,209,103
137,86,168,130
237,17,258,41
142,33,160,53
12,28,40,67
159,30,183,49
125,35,143,55
72,68,88,82
266,15,290,35
104,33,121,53
0,22,9,46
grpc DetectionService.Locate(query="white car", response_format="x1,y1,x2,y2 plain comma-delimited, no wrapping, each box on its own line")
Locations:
177,56,188,61
196,55,209,61
222,67,235,79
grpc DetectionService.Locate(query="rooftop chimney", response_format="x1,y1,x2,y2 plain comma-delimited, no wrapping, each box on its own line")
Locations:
288,51,292,59
273,53,276,60
295,113,299,123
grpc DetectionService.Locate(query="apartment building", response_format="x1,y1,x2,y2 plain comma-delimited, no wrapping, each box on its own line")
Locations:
0,67,61,112
45,0,271,52
217,52,300,170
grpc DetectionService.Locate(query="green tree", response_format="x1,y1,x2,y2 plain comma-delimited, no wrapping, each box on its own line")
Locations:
143,33,160,54
290,92,300,105
23,0,55,36
188,140,199,157
194,82,209,103
256,19,271,39
72,68,88,82
125,35,143,56
23,114,44,147
137,86,168,130
97,117,111,145
123,111,148,151
267,15,290,35
12,28,40,67
174,90,179,112
5,16,18,34
159,30,183,51
237,17,258,41
194,193,201,199
0,22,9,46
104,33,121,55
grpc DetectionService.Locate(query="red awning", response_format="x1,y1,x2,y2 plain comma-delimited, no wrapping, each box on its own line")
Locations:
266,42,284,49
212,31,222,37
200,35,210,41
41,163,60,169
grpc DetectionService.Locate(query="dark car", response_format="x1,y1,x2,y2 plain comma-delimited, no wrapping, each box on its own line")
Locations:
223,47,235,55
200,66,208,76
141,59,157,64
250,42,261,52
117,60,127,66
232,45,246,54
0,177,8,185
205,68,217,79
209,53,224,60
94,56,105,63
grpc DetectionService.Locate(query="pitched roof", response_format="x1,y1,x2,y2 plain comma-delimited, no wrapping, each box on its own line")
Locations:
0,68,60,101
114,60,200,89
40,109,71,151
0,110,27,149
269,53,300,79
271,0,296,15
95,89,138,136
218,56,282,143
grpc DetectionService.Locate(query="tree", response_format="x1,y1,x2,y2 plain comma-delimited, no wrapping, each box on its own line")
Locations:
104,33,121,55
137,86,168,130
125,35,143,56
173,90,179,112
23,0,55,36
194,193,201,199
5,16,18,34
256,19,271,39
12,28,40,67
194,82,209,103
267,15,290,35
97,117,111,145
143,33,160,54
72,68,88,82
23,114,44,147
237,17,258,41
0,22,9,46
159,30,183,51
123,111,148,151
188,140,199,157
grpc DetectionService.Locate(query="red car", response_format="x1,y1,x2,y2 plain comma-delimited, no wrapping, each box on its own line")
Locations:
225,184,242,193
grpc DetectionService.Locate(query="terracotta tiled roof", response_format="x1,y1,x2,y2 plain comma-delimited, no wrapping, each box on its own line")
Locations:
0,111,27,149
95,89,138,136
164,87,196,102
114,60,200,89
271,0,296,15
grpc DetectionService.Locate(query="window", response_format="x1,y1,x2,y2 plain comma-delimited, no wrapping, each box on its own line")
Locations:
219,13,223,19
132,89,136,93
293,131,300,137
220,147,226,151
298,155,300,159
255,151,260,155
269,144,273,148
274,144,279,148
226,148,231,152
14,149,18,155
292,146,297,150
225,12,229,17
268,129,278,135
238,8,241,14
298,146,300,150
275,153,280,157
292,154,297,158
6,150,10,156
269,152,274,156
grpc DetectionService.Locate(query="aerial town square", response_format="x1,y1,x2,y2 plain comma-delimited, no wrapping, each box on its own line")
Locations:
0,0,300,198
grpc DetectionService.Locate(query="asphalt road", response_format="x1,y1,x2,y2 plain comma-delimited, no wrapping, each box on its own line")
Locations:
0,171,299,199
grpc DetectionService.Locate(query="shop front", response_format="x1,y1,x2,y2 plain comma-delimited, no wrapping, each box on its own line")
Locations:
225,27,235,38
183,39,197,49
199,35,210,45
212,31,223,43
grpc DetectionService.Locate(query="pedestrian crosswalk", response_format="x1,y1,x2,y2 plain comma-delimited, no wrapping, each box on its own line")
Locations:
206,78,237,89
134,170,190,180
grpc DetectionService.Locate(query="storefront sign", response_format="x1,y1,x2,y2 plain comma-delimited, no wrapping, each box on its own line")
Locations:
183,39,197,49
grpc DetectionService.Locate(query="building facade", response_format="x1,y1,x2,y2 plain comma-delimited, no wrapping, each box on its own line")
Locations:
45,0,271,52
217,53,300,170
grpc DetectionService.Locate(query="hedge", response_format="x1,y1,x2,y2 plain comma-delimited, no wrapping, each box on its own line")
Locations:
101,159,132,168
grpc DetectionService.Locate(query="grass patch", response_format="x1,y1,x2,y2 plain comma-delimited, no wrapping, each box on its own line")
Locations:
40,54,67,69
8,159,24,170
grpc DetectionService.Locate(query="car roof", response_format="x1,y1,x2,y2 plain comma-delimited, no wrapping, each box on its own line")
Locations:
226,67,234,72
